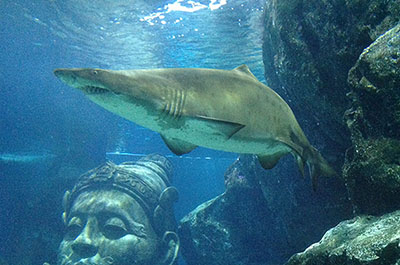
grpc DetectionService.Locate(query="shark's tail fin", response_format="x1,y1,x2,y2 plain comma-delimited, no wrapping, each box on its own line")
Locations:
304,146,336,191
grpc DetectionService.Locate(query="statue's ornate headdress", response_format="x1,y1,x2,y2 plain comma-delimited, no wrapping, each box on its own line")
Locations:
62,154,179,236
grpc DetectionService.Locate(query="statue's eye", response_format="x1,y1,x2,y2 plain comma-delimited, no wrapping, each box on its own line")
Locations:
92,70,98,75
103,217,128,239
66,217,83,240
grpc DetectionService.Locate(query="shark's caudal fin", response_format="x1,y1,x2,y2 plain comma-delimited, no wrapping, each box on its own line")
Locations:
305,146,336,191
257,141,334,191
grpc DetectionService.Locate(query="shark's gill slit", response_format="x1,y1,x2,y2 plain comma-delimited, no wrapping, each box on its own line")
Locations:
177,88,185,118
162,87,172,117
168,88,175,118
176,89,182,118
173,89,180,118
163,101,170,116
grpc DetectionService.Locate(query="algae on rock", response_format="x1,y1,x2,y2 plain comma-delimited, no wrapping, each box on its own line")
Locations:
286,210,400,265
179,155,352,265
263,0,400,167
344,23,400,215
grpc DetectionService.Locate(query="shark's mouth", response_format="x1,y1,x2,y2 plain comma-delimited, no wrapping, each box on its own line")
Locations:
81,85,109,94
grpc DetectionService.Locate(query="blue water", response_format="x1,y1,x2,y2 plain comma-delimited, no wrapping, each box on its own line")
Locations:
0,0,265,264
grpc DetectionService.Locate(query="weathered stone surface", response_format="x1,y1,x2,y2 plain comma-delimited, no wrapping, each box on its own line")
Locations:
178,156,282,265
262,0,400,166
347,23,400,139
343,23,400,215
286,210,400,265
179,155,352,265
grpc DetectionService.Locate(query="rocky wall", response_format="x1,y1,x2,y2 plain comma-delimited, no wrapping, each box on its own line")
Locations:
286,210,400,265
262,0,400,167
178,155,351,265
343,22,400,215
179,1,400,264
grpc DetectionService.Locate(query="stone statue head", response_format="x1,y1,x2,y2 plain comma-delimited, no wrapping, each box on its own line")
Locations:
57,154,179,265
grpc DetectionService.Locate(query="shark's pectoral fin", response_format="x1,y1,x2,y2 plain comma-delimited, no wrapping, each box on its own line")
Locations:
257,154,282,169
161,135,197,155
195,115,245,139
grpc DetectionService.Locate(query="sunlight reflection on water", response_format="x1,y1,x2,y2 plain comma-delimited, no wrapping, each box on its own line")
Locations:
18,0,265,158
141,0,228,25
22,0,265,75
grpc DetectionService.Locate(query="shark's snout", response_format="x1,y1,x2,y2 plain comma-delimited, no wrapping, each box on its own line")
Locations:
53,68,77,84
53,68,66,78
53,68,110,95
53,68,76,80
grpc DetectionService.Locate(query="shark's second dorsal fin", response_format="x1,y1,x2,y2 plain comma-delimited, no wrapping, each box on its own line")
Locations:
233,64,258,80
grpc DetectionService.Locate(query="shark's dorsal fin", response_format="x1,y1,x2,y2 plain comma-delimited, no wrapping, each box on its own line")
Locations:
161,135,197,155
233,64,258,80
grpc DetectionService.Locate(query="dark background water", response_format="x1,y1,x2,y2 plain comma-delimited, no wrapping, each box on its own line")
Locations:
0,0,266,264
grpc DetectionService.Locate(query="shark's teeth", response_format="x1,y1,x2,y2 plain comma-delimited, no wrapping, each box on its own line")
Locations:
82,86,108,94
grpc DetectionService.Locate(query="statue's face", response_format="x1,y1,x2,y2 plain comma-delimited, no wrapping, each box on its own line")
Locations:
58,189,161,265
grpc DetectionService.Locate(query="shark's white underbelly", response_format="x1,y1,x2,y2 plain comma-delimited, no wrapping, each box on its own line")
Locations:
90,95,291,156
156,118,291,156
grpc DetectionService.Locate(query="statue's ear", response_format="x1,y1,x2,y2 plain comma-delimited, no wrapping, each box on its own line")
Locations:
62,190,71,225
160,231,179,265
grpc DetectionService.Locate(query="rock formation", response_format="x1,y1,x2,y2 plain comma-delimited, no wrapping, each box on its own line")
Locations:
262,0,400,167
179,1,400,265
286,211,400,265
343,23,400,215
178,156,351,265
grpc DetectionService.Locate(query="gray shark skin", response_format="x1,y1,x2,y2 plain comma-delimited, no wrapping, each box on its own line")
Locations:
54,65,335,189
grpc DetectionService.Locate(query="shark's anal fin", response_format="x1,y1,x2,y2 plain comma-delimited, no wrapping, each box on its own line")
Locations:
195,115,245,139
257,154,282,169
161,135,197,155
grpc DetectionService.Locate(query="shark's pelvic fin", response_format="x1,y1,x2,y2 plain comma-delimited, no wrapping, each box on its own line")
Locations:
161,135,197,155
257,153,283,169
195,115,245,139
233,64,258,80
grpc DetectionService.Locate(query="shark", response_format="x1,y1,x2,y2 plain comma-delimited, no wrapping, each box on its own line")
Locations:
54,65,335,189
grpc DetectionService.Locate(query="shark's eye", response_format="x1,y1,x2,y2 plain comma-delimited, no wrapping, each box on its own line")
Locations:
92,70,98,75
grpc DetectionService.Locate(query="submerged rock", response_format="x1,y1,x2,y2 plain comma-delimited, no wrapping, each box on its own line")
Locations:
286,210,400,265
178,156,282,265
343,23,400,215
347,23,400,140
262,0,400,166
178,155,351,265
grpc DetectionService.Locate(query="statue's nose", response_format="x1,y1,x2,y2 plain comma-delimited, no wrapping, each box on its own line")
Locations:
70,221,98,258
71,242,98,258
